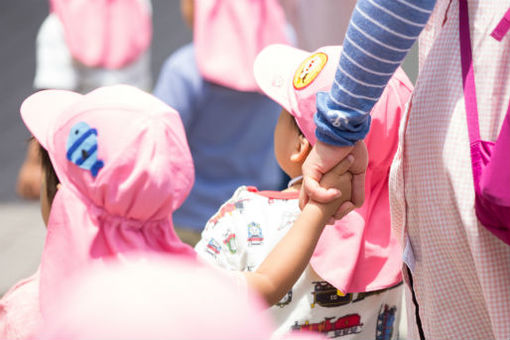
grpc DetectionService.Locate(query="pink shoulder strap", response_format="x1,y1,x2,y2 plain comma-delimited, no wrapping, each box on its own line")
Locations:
491,7,510,41
458,0,480,143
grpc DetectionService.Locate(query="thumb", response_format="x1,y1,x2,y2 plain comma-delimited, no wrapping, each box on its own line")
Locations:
302,168,341,204
298,184,309,210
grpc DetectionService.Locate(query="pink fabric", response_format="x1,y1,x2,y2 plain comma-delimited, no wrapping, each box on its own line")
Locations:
50,0,152,69
194,0,289,92
480,113,510,206
254,45,413,293
19,85,196,316
37,255,275,339
0,271,42,340
477,113,510,238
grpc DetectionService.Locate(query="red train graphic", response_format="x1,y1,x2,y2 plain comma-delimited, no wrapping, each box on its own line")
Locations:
209,199,248,225
291,314,363,338
206,239,221,256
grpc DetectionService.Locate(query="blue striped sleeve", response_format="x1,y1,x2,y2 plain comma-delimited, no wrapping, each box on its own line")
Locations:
315,0,437,146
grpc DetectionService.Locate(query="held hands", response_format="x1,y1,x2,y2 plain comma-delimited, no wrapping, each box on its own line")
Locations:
307,154,353,221
300,140,368,220
247,152,357,306
247,144,363,306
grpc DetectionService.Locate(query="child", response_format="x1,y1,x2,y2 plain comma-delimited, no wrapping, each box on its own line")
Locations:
195,44,413,339
153,0,290,245
1,85,352,339
17,0,153,200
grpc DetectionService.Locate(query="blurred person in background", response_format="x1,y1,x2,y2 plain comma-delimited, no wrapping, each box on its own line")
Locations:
153,0,289,245
16,0,153,200
280,0,357,51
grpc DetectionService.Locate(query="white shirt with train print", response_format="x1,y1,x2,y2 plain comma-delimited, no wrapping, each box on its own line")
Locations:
195,186,402,340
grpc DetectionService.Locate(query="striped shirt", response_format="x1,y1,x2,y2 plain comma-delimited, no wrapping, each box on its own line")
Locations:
315,0,437,146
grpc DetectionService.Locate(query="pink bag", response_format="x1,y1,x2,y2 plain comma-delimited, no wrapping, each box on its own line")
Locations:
50,0,152,69
459,0,510,245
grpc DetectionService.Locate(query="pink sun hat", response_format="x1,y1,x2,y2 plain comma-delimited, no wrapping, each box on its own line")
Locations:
194,0,289,92
38,255,276,340
50,0,152,69
254,44,413,293
20,85,196,314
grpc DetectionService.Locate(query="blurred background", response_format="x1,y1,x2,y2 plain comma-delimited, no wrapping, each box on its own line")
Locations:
0,0,417,302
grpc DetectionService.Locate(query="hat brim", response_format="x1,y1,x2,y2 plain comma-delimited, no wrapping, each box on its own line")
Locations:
253,44,309,114
20,90,83,150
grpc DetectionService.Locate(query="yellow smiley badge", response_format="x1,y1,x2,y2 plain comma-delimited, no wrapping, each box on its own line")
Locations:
293,52,328,90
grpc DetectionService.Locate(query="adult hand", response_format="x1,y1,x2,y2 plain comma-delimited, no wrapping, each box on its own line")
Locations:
300,140,368,220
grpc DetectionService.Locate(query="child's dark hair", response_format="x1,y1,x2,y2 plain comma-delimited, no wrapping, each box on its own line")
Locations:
36,140,60,204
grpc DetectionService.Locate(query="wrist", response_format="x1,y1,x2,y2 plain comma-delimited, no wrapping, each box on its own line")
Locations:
302,202,333,230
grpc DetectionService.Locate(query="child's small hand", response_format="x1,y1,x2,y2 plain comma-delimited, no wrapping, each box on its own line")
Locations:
247,154,353,305
308,155,354,222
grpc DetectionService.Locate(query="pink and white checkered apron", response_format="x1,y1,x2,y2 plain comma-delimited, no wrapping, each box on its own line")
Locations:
389,1,510,339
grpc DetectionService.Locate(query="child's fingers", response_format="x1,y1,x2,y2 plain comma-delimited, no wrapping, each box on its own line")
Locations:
318,156,354,221
327,155,354,177
301,142,353,207
350,172,366,208
300,151,354,210
319,155,354,187
313,171,352,220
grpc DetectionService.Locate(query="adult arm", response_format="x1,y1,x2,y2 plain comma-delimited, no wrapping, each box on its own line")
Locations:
301,0,437,211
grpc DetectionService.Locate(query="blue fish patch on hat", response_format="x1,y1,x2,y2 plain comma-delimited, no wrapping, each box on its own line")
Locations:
66,122,104,177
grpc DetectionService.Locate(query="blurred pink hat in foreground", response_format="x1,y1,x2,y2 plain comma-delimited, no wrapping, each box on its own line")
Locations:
194,0,289,92
20,85,196,315
38,255,275,339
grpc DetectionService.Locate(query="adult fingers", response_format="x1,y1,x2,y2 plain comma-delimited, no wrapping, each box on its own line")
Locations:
299,141,353,208
301,175,340,208
333,201,355,220
298,185,309,210
300,160,339,208
350,172,366,208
